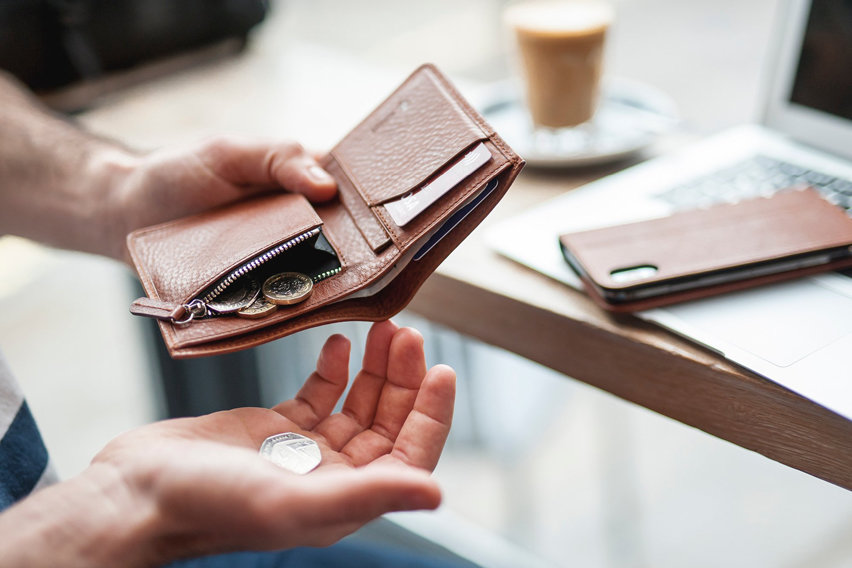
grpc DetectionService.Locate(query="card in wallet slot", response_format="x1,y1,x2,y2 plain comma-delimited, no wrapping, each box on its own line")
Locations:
559,187,852,312
127,64,525,358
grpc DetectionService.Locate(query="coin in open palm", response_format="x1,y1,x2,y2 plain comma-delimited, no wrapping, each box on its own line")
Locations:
259,432,321,474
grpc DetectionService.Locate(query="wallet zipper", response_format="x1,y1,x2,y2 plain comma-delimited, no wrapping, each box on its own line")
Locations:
177,227,326,324
201,227,320,305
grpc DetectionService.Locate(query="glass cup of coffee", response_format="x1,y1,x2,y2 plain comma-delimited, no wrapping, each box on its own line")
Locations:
505,0,614,150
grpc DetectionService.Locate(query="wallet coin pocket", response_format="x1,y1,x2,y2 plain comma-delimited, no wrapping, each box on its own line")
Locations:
129,193,344,326
177,227,343,324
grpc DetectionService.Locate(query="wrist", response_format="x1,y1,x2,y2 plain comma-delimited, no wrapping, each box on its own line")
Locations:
84,145,141,261
72,461,163,568
0,462,162,568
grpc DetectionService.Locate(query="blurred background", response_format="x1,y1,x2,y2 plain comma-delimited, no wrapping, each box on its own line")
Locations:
1,1,851,566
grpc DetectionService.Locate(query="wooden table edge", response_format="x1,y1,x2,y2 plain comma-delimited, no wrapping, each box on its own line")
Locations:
408,269,852,491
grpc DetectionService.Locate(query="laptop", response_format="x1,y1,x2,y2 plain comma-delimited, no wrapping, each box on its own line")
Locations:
485,0,852,420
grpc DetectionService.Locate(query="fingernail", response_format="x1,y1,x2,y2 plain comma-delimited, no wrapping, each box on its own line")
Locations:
309,165,334,184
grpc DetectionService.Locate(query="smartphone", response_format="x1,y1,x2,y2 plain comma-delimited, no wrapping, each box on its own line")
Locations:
559,188,852,311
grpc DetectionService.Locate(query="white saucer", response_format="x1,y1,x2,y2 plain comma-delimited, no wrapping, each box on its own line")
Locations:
479,78,679,168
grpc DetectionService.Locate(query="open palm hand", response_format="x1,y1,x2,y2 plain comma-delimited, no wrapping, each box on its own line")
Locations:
90,321,455,565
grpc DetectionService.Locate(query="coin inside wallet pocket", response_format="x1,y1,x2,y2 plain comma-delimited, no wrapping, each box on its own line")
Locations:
128,192,343,324
192,227,342,321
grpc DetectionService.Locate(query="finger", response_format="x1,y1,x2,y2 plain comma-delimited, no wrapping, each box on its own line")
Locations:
146,444,440,553
371,326,429,439
339,327,428,465
258,464,441,547
341,319,401,425
198,137,337,202
387,364,456,471
270,148,338,202
273,333,350,429
310,149,330,162
314,320,399,449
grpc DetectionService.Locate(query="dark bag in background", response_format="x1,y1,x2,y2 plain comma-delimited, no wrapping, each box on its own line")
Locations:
0,0,268,92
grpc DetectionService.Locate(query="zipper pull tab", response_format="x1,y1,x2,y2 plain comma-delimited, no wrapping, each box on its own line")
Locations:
130,297,207,324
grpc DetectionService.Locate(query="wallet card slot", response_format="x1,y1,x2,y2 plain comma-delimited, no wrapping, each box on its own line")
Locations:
322,155,392,253
331,66,487,206
373,139,511,250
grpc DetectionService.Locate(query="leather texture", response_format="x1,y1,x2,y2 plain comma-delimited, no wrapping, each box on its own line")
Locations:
128,64,525,358
332,67,487,205
129,192,322,306
560,187,852,312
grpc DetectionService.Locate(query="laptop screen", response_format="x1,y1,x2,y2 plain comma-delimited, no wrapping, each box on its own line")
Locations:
764,0,852,160
790,0,852,121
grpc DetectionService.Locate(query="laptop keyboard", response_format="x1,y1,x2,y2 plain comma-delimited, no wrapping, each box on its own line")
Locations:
654,154,852,215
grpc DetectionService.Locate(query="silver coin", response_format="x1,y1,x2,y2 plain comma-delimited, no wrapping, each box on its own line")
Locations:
259,432,321,474
207,276,261,314
262,272,313,306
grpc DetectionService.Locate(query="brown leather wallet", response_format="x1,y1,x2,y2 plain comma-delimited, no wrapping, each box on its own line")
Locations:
128,64,525,358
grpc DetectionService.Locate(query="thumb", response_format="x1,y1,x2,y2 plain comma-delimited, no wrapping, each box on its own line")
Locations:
290,464,442,524
198,136,338,202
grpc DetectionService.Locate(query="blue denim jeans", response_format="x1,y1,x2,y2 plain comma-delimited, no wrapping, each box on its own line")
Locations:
167,539,473,568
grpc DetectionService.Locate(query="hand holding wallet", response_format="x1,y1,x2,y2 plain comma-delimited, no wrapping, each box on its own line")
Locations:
128,64,524,358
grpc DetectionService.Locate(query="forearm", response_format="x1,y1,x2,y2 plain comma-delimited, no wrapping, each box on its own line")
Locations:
0,72,138,257
0,463,162,568
0,72,339,260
